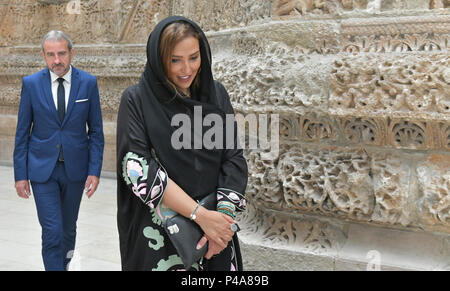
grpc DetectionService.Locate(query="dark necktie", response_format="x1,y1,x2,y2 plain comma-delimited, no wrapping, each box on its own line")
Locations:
57,77,65,161
57,77,65,122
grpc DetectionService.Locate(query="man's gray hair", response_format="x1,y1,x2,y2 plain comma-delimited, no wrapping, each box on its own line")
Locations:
41,30,73,52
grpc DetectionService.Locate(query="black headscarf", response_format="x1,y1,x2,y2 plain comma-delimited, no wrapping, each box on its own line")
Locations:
137,16,226,199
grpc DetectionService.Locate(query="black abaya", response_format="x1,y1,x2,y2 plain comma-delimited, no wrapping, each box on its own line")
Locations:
116,16,247,271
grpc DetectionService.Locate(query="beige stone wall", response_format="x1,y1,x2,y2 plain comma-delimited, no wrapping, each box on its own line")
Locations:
0,0,449,270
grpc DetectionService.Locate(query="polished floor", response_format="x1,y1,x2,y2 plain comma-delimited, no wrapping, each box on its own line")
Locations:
0,165,121,271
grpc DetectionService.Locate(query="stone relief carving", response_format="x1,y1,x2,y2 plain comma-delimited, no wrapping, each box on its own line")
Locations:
0,0,170,46
388,120,430,150
342,33,449,53
371,153,411,226
300,113,336,142
279,115,299,140
116,0,171,44
273,0,450,16
272,0,368,17
330,53,450,115
339,117,384,146
36,0,69,4
269,112,448,151
276,113,336,141
0,0,49,46
341,16,450,53
278,147,374,220
246,148,285,210
420,173,450,226
226,21,340,57
440,123,450,150
430,0,450,8
172,0,270,31
245,145,450,233
417,156,450,230
96,76,139,118
0,76,21,110
213,47,331,109
342,15,450,36
237,201,347,254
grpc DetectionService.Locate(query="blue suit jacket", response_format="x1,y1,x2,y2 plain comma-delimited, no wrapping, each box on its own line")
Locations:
14,67,104,183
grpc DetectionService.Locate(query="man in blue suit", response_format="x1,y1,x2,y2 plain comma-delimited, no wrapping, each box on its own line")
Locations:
13,31,104,271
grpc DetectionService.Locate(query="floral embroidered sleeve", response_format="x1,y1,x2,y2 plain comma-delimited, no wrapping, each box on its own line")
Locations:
122,151,168,210
216,188,246,219
119,87,169,212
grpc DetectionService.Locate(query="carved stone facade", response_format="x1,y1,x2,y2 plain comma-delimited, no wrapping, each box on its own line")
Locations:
0,0,449,270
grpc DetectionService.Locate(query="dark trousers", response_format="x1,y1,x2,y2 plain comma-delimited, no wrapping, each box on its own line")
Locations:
31,162,84,271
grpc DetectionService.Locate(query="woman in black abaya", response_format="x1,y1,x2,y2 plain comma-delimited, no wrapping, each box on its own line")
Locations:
116,16,248,271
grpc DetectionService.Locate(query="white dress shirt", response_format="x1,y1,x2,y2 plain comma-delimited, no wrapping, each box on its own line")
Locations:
49,65,72,111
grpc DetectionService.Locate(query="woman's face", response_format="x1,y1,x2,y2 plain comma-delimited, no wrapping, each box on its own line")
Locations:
167,36,201,95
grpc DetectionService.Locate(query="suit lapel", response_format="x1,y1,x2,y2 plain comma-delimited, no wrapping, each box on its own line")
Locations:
41,69,60,123
62,66,80,127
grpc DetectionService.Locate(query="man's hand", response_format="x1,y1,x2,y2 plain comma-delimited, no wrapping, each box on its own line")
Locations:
84,175,99,198
15,180,31,199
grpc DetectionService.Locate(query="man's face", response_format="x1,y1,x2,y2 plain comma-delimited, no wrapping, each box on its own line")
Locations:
40,39,74,77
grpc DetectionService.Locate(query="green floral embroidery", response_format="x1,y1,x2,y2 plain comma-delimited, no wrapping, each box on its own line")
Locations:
151,209,163,226
122,152,149,186
143,226,164,251
152,254,199,271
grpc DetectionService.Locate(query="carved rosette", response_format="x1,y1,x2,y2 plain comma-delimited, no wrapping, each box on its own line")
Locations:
388,119,430,150
339,117,384,146
300,113,336,142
